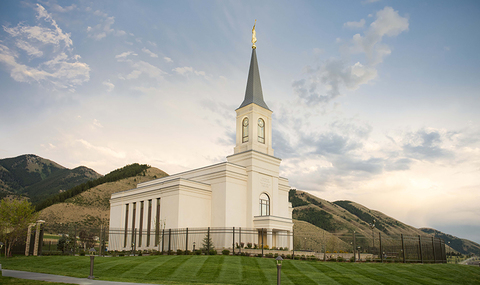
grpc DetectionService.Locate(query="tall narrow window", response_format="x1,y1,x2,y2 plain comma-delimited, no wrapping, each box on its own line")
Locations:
124,204,129,248
258,118,265,144
259,193,270,216
242,117,249,143
147,199,152,247
131,202,136,247
155,198,161,246
139,201,144,247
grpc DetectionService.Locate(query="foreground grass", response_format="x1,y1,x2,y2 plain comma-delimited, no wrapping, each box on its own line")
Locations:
1,255,479,284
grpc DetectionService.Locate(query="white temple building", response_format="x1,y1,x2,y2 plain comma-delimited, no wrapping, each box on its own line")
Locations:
109,42,294,251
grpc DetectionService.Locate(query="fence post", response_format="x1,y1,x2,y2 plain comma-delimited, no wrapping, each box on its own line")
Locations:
162,229,165,253
168,229,172,253
432,237,436,263
379,232,383,263
292,228,295,260
74,224,77,255
239,227,242,254
185,228,189,252
232,227,235,255
207,227,210,252
401,234,406,263
418,235,423,263
261,228,264,257
353,231,357,262
132,228,137,256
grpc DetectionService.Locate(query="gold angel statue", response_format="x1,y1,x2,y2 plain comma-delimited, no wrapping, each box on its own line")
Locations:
252,19,257,49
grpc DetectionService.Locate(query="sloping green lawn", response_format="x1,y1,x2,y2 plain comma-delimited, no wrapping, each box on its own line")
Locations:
1,255,479,284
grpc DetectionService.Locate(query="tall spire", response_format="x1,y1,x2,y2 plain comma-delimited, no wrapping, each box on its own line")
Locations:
238,48,270,110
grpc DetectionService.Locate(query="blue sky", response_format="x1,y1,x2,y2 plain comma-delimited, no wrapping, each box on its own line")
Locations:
1,0,479,244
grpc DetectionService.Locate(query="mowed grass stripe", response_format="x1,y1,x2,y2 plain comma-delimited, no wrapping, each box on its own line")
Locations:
195,256,225,282
112,256,174,281
146,255,190,279
342,263,404,285
320,262,381,285
168,255,208,282
240,256,268,284
255,258,278,284
403,264,459,284
282,260,328,284
216,255,242,284
373,264,430,285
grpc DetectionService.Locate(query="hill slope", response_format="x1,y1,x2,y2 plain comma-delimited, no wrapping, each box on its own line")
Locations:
39,167,168,227
420,228,480,256
0,154,101,203
290,189,478,255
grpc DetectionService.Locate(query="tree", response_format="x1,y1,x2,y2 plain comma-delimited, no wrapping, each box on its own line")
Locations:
57,234,75,254
0,198,38,257
202,234,214,252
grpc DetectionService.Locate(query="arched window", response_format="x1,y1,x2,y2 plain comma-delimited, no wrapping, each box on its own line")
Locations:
259,193,270,216
242,117,249,143
258,118,265,144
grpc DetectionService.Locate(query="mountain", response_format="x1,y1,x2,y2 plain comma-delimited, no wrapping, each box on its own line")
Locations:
39,167,168,227
420,228,480,256
0,154,102,203
290,189,479,256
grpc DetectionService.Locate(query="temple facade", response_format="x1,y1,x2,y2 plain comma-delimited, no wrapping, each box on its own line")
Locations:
109,45,293,251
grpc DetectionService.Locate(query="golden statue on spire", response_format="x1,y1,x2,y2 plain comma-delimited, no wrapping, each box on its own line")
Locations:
252,19,257,49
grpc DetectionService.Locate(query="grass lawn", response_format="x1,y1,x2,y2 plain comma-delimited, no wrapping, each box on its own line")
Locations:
1,255,479,284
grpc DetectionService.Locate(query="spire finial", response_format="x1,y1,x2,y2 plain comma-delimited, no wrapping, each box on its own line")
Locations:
252,19,257,49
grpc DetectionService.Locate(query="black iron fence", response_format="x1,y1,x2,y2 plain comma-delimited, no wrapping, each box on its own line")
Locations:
15,223,446,263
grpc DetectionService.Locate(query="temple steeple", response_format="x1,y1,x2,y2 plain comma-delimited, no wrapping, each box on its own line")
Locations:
238,48,270,111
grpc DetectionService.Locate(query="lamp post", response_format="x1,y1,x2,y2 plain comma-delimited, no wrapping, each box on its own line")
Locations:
88,248,96,279
275,256,283,285
193,242,196,252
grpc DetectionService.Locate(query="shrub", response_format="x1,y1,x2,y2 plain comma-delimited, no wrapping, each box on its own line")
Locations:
286,254,291,259
266,253,274,258
185,250,191,255
257,253,263,257
271,246,277,250
337,256,345,262
222,249,230,255
240,242,245,248
349,256,355,262
209,249,217,255
240,252,247,256
263,245,269,250
236,242,240,249
195,250,202,255
247,242,252,249
283,247,289,251
177,249,184,255
278,247,283,250
119,253,125,257
137,251,143,256
79,250,86,256
253,244,258,249
294,256,300,260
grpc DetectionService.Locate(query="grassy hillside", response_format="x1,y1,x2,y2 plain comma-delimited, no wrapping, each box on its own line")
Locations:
39,167,168,227
290,189,474,255
0,154,101,202
421,227,480,256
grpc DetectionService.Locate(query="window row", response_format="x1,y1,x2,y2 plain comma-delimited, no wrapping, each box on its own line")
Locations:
242,117,265,144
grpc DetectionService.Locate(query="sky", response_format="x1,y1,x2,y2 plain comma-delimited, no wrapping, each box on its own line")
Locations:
1,0,479,244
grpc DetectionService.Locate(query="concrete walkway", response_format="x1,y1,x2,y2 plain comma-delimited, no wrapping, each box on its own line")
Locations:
2,269,158,285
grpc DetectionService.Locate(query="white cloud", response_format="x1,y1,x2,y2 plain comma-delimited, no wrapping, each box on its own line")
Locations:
77,139,126,159
344,19,365,29
102,81,115,92
0,5,89,90
164,56,173,63
142,48,158,58
15,40,43,57
93,119,103,128
126,61,166,79
147,41,157,47
87,11,120,40
115,51,137,60
50,4,77,13
173,66,207,78
349,6,409,65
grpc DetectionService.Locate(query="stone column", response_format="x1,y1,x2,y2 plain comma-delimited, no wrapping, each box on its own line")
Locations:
33,220,45,256
25,223,35,256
